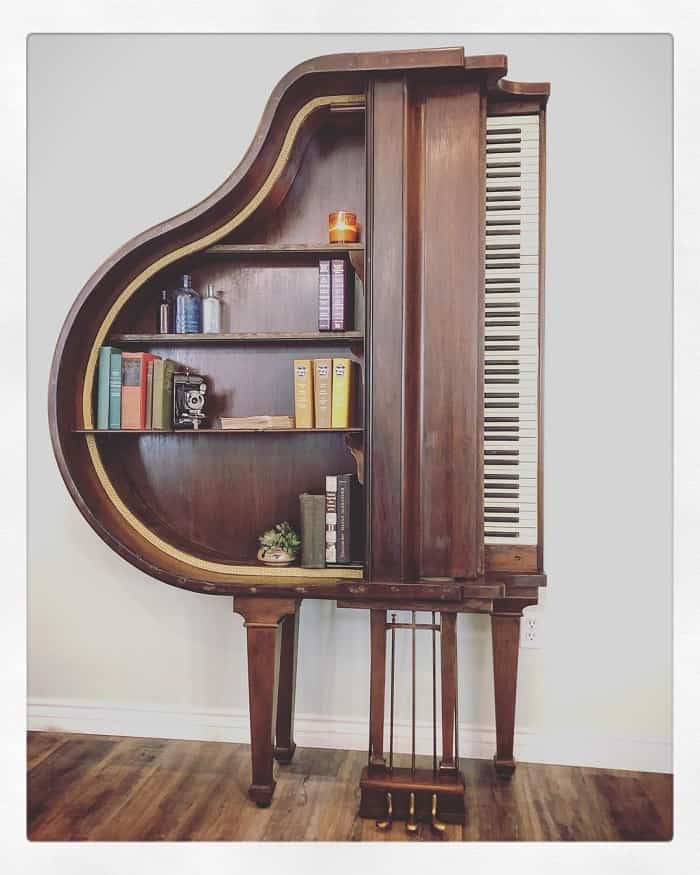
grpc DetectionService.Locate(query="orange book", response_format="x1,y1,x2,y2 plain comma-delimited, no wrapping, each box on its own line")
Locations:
121,352,158,429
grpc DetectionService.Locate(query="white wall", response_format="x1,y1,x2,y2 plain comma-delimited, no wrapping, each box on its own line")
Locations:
27,34,672,772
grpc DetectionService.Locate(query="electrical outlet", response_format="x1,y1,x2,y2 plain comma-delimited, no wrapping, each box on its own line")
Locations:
520,614,541,649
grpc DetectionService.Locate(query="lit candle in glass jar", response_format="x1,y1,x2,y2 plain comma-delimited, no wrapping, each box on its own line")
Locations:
328,211,359,244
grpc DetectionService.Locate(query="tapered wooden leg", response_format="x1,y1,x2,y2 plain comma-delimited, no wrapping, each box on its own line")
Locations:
233,596,299,806
274,610,300,764
368,609,387,770
491,612,520,779
439,611,458,773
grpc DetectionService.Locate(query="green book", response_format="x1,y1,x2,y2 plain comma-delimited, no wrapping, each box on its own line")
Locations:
152,359,178,429
96,347,112,429
108,349,122,429
300,493,326,568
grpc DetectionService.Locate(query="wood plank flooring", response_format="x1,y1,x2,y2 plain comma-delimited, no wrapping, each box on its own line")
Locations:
27,732,672,841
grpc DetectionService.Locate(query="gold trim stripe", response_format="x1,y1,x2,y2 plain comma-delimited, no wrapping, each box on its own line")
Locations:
81,93,365,580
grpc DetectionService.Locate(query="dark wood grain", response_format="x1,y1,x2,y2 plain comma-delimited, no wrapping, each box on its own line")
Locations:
274,610,300,764
416,79,483,579
366,76,407,581
28,734,672,842
233,597,299,805
439,612,458,772
491,612,521,777
109,331,364,345
205,243,364,254
368,609,387,768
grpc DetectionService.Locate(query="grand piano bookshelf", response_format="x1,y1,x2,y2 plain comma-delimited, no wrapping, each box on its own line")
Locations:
49,48,549,826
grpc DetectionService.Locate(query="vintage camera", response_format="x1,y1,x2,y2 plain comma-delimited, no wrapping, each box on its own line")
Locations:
172,372,208,430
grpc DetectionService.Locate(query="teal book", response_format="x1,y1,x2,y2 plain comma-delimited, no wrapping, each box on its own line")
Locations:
96,347,112,429
108,349,122,429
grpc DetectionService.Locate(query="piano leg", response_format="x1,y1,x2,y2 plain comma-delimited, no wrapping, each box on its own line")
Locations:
368,609,387,770
491,611,520,779
274,610,300,765
439,611,459,773
233,596,299,806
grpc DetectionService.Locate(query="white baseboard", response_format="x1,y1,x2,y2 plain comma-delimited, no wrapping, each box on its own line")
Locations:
27,698,672,774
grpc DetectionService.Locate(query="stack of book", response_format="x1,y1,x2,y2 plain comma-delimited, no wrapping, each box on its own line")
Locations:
293,358,355,429
299,472,362,569
95,347,178,430
318,257,353,331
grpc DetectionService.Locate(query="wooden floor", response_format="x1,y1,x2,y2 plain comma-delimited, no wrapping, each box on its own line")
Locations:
27,732,672,841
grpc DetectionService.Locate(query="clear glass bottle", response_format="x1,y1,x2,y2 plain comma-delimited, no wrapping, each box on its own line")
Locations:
202,284,222,334
174,274,201,334
158,290,171,334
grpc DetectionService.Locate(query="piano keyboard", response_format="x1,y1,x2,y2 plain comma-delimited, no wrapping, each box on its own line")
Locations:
483,114,540,545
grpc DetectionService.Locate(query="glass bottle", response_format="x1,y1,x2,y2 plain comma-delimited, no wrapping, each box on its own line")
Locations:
202,284,222,334
174,274,201,334
158,290,171,334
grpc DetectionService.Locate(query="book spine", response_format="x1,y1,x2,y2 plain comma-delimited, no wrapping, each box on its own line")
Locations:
325,475,338,563
108,350,122,429
151,360,164,429
330,258,352,330
145,360,154,429
300,493,326,568
121,353,154,429
318,259,331,331
336,474,351,564
293,359,314,428
162,361,177,430
96,346,111,429
331,358,352,428
313,358,332,429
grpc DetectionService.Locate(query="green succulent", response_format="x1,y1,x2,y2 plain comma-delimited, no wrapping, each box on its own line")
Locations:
258,521,301,555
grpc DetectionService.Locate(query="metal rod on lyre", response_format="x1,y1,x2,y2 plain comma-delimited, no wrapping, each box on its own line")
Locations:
432,610,437,775
389,613,396,773
411,610,416,777
454,619,460,771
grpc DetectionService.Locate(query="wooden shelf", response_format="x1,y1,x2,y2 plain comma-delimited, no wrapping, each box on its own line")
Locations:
203,243,363,255
74,428,364,435
109,331,364,345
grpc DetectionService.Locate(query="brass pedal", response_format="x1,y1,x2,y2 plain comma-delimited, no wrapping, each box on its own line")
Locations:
405,791,419,835
375,792,393,832
430,793,446,835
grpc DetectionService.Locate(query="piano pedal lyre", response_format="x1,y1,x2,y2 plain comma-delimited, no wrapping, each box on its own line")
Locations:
430,793,446,835
405,791,419,835
375,792,393,832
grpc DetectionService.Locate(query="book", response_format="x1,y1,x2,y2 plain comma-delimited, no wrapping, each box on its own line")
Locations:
330,258,353,330
300,493,326,568
108,349,122,429
293,359,314,428
145,360,154,429
151,359,178,430
219,415,295,430
96,346,113,429
325,475,338,563
318,259,331,331
121,352,157,429
336,473,352,564
313,358,332,428
331,358,353,428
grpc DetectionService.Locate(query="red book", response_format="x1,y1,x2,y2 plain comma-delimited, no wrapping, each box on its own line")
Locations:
121,352,158,429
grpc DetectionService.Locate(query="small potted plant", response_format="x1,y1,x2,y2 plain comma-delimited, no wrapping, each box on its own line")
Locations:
256,521,301,567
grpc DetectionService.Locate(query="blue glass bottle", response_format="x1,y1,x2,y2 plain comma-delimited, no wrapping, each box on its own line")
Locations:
174,274,202,333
